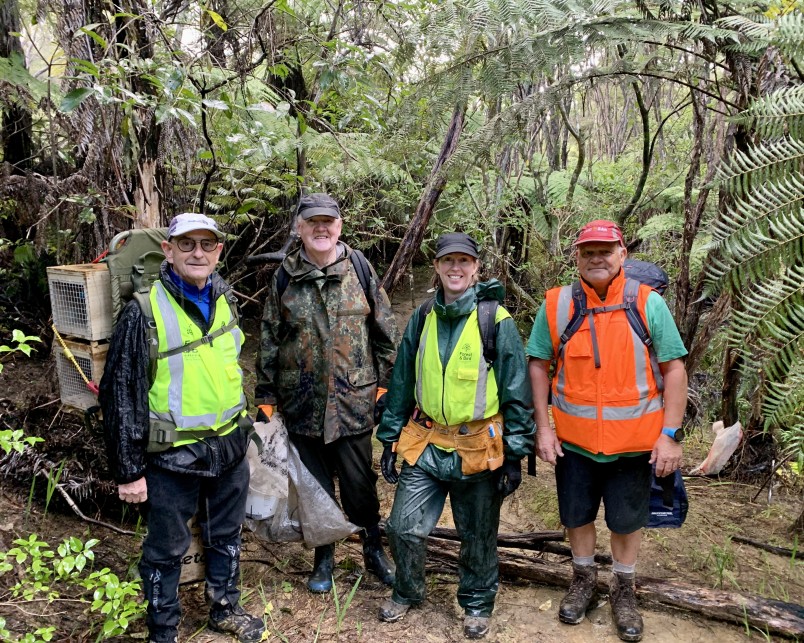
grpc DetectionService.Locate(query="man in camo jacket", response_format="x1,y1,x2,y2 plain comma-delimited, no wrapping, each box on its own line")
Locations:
255,193,399,593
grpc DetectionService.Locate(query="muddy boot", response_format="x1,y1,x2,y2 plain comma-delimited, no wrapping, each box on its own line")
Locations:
463,615,490,639
208,604,265,643
147,632,177,643
378,597,410,622
558,563,598,624
609,572,643,642
361,525,395,586
307,544,335,593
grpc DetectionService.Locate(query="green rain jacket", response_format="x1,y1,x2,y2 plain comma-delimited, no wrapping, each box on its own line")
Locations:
256,242,399,443
376,280,534,480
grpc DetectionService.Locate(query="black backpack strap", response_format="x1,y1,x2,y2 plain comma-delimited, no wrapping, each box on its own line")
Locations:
414,297,436,346
350,249,372,309
275,264,290,301
476,299,499,367
623,278,651,348
558,281,586,354
622,278,663,390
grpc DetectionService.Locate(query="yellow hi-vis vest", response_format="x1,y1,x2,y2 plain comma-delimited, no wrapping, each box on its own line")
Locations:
148,281,246,447
414,306,510,425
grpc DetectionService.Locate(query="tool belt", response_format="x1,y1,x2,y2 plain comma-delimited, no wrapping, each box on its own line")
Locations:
147,413,262,453
396,411,504,475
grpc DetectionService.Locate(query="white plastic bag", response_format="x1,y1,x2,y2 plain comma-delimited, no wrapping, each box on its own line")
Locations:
690,420,743,475
244,414,358,547
245,417,289,519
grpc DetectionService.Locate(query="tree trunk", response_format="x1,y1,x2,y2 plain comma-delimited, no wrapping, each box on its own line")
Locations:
381,103,465,296
557,102,584,210
0,0,33,173
720,348,742,426
617,79,651,225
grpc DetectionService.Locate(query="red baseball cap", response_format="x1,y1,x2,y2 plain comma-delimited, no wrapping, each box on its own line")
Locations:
573,219,625,246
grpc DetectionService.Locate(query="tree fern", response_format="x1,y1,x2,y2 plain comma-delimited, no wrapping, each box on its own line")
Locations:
705,15,804,450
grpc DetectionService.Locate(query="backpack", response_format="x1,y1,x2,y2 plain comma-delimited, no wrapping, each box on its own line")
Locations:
414,297,499,368
275,248,373,311
557,258,669,383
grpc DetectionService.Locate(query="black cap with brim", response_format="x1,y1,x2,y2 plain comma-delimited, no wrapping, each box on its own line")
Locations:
434,233,479,259
298,193,341,219
299,206,341,219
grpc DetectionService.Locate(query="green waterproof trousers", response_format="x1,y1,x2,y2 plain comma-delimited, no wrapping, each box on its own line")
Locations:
386,457,502,616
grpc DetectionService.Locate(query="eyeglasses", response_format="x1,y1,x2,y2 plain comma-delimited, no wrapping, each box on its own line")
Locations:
174,237,219,252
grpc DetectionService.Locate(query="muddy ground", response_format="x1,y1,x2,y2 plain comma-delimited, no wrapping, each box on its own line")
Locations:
0,274,803,642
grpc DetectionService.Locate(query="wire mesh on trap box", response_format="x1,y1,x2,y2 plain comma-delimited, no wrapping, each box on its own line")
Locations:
53,339,107,410
47,264,112,341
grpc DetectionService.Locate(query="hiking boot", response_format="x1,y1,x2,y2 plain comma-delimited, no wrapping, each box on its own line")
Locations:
610,572,644,642
464,615,490,639
208,604,265,643
148,633,177,643
378,597,410,622
307,544,335,593
361,525,395,586
559,563,598,624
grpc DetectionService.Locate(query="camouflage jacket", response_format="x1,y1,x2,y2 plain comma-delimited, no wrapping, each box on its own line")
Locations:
255,242,399,442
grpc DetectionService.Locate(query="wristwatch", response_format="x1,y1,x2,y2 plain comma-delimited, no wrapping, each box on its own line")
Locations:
661,427,685,442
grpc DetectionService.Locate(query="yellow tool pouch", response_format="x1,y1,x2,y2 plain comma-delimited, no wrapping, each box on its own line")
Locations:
397,413,505,475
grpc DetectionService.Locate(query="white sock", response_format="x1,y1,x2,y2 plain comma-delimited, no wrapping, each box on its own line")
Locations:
612,559,636,576
572,554,596,567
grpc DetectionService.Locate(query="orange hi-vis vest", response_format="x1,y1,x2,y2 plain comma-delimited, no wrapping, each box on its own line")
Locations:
545,271,664,454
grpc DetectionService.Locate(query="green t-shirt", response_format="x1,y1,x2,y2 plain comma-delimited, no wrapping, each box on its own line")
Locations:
526,289,688,462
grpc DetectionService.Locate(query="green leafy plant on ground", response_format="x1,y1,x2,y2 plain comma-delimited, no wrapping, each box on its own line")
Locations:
0,330,44,455
0,330,143,641
0,534,144,642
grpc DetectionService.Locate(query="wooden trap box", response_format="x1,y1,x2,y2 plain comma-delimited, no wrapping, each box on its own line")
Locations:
180,514,206,584
53,338,107,410
47,263,112,341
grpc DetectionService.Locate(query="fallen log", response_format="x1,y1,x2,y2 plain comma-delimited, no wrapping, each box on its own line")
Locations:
732,535,804,560
423,539,804,639
426,526,613,564
430,526,564,548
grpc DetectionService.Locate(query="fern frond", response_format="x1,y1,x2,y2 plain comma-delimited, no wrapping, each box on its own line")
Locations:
763,372,804,436
774,10,804,62
705,169,804,292
715,14,773,41
729,265,804,379
717,138,804,198
737,85,804,140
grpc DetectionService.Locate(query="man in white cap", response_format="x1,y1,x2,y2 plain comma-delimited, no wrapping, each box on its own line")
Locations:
100,213,264,643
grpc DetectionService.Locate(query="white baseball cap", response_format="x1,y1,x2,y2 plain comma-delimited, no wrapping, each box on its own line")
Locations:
167,213,224,240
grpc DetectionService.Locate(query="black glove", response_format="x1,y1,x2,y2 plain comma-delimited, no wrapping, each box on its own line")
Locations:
374,392,387,425
380,444,399,484
496,459,522,498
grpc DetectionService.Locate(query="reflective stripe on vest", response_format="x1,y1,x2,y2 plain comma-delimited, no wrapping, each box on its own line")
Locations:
148,281,246,441
547,276,663,454
414,307,508,425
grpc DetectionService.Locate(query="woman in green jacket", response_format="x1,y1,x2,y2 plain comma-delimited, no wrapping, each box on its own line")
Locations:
375,232,534,640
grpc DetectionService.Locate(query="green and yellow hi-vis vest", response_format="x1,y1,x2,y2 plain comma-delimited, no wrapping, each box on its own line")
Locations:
414,306,510,426
147,281,246,449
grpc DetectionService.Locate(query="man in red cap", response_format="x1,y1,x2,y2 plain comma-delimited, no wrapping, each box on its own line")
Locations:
525,219,688,642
